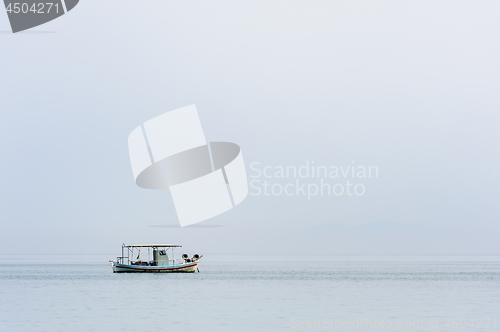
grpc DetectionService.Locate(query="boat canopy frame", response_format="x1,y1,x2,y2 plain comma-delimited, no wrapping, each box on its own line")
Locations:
124,244,182,248
117,244,183,266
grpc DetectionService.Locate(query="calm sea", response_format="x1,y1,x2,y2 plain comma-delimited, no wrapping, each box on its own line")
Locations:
1,254,499,331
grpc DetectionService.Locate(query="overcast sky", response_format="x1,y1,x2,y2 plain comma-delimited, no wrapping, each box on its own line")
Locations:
1,0,499,254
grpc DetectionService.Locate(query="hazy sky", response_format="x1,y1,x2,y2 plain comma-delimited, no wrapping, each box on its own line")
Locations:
1,1,499,254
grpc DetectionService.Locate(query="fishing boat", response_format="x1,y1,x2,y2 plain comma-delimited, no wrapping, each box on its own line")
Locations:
110,244,202,273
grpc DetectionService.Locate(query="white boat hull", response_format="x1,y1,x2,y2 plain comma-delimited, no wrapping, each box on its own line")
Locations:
111,261,198,273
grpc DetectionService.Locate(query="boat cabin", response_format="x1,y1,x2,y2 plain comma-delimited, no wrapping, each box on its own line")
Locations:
116,244,183,266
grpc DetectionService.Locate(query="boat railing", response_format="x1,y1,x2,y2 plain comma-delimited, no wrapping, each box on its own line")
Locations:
116,256,128,264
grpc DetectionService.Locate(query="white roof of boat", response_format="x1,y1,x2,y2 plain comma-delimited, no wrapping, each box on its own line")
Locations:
125,244,182,248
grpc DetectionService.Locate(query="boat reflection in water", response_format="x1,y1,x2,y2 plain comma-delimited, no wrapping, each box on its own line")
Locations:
110,244,202,273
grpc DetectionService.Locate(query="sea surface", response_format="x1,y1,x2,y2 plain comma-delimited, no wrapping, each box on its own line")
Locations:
0,254,499,332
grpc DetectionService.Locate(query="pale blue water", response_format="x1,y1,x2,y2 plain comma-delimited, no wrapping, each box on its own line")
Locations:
1,255,499,331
